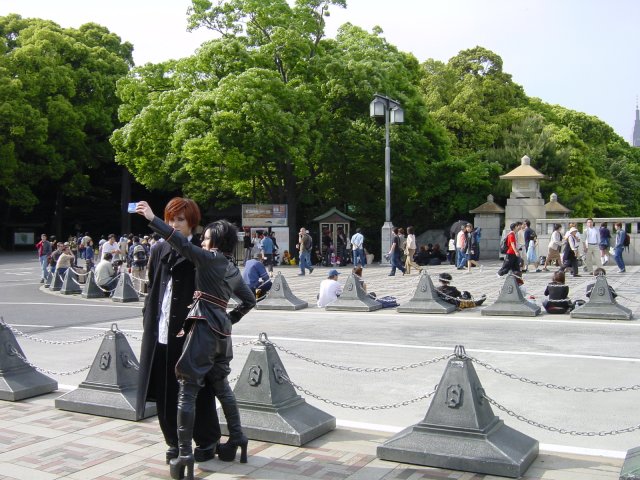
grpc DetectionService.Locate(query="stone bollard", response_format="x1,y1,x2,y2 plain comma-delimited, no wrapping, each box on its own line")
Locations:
0,317,58,401
378,345,538,478
55,324,156,421
111,272,139,303
82,271,105,299
44,270,53,288
621,446,640,479
50,269,64,292
256,272,308,310
218,333,335,446
397,271,456,314
59,268,82,295
482,274,540,316
325,273,382,311
571,275,633,320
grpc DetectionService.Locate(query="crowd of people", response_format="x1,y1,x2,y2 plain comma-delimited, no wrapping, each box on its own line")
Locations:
497,218,629,278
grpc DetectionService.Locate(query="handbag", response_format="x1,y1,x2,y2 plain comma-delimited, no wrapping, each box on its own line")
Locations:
609,247,615,256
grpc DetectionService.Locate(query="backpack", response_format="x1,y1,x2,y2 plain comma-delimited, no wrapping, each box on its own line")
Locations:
302,234,312,251
132,245,147,267
624,231,630,247
499,235,508,255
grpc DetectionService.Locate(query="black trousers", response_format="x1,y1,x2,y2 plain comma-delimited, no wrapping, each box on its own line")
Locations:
151,343,220,448
498,253,520,276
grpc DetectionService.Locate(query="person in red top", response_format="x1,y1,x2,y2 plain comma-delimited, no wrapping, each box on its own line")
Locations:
498,221,522,277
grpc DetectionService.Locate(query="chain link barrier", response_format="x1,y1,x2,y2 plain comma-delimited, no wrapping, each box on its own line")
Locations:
483,393,640,436
10,347,92,376
8,324,108,345
281,374,437,410
263,337,453,373
465,354,640,393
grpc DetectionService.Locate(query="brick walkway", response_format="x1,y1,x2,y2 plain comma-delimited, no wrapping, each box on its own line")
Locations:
0,392,624,479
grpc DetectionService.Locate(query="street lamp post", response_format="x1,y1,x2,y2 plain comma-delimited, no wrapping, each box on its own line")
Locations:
370,93,404,264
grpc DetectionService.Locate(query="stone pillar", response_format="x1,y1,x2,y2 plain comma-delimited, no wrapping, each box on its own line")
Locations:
470,195,505,260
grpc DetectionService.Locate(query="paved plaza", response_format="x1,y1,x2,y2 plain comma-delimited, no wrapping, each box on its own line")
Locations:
0,252,638,479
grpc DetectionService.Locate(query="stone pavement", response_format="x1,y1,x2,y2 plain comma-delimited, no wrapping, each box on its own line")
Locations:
262,259,640,317
0,391,624,480
2,256,637,479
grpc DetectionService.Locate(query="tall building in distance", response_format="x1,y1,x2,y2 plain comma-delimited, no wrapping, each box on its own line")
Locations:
634,100,640,147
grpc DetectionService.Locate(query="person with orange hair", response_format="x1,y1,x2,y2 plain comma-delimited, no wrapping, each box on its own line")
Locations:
136,200,256,480
136,198,221,468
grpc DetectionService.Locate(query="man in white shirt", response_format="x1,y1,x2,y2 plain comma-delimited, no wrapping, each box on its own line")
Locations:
582,218,600,273
101,234,120,260
94,252,119,294
350,229,365,268
317,269,342,307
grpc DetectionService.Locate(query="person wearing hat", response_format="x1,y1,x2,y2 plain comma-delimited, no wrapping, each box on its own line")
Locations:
242,253,272,300
436,272,486,309
317,269,342,307
561,227,580,277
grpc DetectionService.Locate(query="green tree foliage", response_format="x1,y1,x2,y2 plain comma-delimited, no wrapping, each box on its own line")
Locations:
112,0,450,240
0,15,133,226
420,47,640,219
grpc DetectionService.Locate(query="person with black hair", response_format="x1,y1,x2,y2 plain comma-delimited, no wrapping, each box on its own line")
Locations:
136,201,256,480
436,273,486,309
497,222,522,277
543,270,574,314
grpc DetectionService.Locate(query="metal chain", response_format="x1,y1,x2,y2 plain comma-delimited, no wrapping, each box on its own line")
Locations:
466,355,640,392
265,340,453,373
8,325,107,345
483,393,640,436
281,374,436,410
10,347,92,376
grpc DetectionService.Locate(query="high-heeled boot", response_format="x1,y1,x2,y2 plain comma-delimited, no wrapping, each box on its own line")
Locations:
170,384,198,479
215,378,248,463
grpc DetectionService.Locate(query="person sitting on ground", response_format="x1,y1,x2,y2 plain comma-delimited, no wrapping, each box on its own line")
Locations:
242,254,272,300
317,269,342,307
585,267,617,299
435,272,486,309
414,245,431,266
54,242,75,280
95,252,119,295
543,270,574,314
431,243,447,264
281,250,292,265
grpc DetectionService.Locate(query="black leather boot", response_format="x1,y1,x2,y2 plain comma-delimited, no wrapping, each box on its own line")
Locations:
215,378,248,463
169,383,198,479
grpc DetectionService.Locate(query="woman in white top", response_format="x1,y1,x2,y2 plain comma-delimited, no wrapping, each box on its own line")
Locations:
404,226,422,274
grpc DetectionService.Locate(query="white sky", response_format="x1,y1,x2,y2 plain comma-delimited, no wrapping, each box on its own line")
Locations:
1,0,638,143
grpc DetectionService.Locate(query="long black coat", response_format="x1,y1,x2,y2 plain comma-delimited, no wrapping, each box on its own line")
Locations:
136,237,215,423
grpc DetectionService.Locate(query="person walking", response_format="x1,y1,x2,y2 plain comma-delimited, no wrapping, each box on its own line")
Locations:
36,234,52,283
464,224,480,273
242,229,253,266
455,225,467,270
387,227,406,276
599,222,611,265
259,231,274,274
350,228,365,268
582,218,600,273
561,227,580,277
404,226,421,274
497,222,522,277
613,222,626,273
541,223,563,271
297,227,314,275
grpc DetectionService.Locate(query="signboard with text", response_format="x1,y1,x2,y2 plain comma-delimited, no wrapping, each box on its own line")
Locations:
241,204,288,227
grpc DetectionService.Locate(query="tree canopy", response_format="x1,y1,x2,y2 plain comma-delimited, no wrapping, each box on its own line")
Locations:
0,14,133,236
